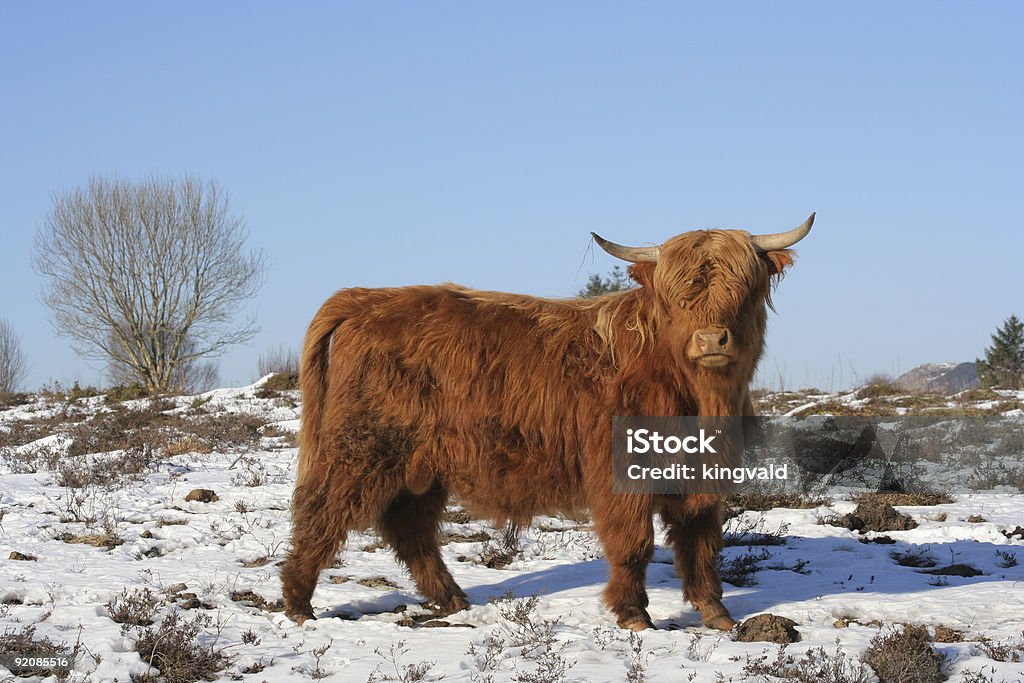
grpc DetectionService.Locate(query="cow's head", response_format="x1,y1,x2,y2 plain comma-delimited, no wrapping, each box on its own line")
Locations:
593,214,812,377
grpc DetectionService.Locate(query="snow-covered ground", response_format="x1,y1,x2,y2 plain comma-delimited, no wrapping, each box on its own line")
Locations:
1,381,1023,682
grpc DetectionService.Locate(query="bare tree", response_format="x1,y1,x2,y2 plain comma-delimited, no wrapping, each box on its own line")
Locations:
0,318,29,393
33,175,267,393
107,331,221,393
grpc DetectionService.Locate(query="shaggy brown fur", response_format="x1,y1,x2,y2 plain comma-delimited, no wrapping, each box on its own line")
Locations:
282,228,798,631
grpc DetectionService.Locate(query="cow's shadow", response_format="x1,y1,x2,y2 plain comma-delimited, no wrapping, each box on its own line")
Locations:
471,535,1022,627
319,534,1023,627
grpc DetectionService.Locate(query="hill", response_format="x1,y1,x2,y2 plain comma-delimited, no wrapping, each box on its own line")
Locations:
894,362,979,394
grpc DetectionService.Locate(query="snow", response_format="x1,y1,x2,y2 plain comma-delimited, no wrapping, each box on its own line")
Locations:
1,384,1023,681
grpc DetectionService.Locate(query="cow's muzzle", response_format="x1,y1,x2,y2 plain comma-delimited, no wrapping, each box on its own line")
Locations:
687,326,736,367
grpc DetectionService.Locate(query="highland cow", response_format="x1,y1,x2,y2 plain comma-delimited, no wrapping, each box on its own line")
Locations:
282,213,814,630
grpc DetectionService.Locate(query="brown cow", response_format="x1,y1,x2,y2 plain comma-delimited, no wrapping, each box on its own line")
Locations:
282,214,814,630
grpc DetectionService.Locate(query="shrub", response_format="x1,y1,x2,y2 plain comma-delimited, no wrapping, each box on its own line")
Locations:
0,625,80,681
862,624,947,683
259,371,299,393
367,640,438,683
718,547,772,586
465,592,574,683
106,587,162,633
855,375,902,400
105,384,151,403
976,631,1024,663
132,611,232,683
743,640,872,683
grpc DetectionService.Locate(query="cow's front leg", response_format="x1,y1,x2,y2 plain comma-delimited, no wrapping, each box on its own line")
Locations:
594,499,655,630
661,496,735,630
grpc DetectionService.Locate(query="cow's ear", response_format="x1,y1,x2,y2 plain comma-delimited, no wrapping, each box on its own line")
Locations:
763,249,795,276
628,263,655,288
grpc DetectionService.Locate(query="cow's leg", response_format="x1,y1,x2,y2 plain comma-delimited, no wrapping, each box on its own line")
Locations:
593,500,655,630
378,483,469,615
282,482,350,624
660,497,735,630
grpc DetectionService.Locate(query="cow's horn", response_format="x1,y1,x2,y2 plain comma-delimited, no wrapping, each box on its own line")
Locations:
591,232,660,263
749,213,815,251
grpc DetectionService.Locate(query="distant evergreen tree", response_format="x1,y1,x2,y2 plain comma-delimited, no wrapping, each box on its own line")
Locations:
976,314,1024,389
578,266,634,298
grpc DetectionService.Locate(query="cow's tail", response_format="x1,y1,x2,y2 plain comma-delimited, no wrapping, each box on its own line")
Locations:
295,293,347,492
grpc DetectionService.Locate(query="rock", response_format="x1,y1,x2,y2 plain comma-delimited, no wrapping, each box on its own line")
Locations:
230,590,267,607
185,488,218,503
165,583,188,595
831,500,916,533
8,551,36,561
421,620,450,628
734,614,800,643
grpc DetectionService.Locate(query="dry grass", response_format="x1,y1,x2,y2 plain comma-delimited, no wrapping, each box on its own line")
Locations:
854,492,953,507
727,493,830,512
763,385,1021,418
54,529,124,549
356,576,401,589
2,399,270,485
955,388,1003,403
0,391,32,408
793,401,890,417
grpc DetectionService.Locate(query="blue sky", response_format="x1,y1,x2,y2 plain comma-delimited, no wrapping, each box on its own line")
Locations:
1,2,1021,391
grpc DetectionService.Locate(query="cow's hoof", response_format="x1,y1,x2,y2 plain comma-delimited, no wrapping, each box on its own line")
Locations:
703,614,737,631
624,619,653,632
616,609,655,631
434,594,470,616
286,610,316,625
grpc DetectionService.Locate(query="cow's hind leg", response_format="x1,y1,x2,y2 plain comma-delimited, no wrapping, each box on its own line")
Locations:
282,482,350,623
593,499,655,630
378,483,469,615
660,497,736,630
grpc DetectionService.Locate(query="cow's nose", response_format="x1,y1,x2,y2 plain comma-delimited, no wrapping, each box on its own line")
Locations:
694,327,733,355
